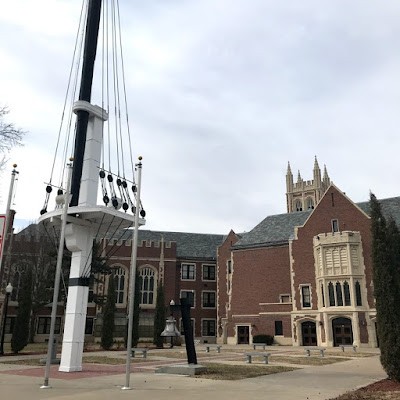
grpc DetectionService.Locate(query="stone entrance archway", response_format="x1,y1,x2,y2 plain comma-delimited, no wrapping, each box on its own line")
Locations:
332,317,353,346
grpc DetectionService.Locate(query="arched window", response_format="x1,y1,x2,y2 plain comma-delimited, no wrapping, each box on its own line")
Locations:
139,267,156,306
306,197,314,210
113,267,126,304
343,281,351,306
355,281,362,306
328,282,335,306
336,282,343,306
295,200,302,212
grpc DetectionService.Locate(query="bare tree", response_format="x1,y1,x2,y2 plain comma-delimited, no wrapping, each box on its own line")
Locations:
0,106,25,169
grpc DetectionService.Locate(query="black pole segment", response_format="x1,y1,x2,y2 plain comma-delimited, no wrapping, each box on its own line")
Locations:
180,297,197,365
70,0,102,206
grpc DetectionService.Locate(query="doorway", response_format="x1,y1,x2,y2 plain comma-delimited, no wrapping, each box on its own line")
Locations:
332,317,353,346
237,325,249,344
301,321,317,346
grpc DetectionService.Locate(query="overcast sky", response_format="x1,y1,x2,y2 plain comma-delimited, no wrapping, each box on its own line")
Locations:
1,0,400,234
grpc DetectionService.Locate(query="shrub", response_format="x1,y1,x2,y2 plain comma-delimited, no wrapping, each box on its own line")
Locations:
253,334,274,345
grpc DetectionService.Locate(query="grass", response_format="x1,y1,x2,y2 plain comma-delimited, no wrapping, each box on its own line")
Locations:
270,355,351,366
194,362,297,380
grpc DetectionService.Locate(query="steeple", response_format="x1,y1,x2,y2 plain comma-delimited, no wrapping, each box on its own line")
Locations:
313,156,322,188
286,162,293,192
323,165,330,186
297,170,302,183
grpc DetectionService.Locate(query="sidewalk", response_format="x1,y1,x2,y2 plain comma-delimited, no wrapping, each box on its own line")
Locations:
0,346,386,400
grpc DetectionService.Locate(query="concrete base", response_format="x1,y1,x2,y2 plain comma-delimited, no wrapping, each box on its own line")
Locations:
155,364,207,376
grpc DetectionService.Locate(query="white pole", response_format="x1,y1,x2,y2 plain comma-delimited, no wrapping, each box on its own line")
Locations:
0,164,19,283
122,156,143,390
41,160,73,389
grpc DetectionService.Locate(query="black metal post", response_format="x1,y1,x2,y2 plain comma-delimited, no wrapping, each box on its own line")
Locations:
180,297,197,365
0,291,11,355
70,0,102,206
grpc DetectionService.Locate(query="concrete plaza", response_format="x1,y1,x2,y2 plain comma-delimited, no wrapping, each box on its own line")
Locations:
0,345,386,400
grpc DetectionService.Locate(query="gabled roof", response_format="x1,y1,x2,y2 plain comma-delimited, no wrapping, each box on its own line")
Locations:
233,211,311,249
234,194,400,250
120,229,225,260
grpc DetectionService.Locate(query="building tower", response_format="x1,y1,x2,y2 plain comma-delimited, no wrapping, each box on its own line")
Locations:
286,157,331,213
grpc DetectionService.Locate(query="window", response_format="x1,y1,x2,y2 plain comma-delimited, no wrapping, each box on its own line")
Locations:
113,267,126,304
37,317,61,334
301,286,311,308
181,263,195,280
331,219,339,233
139,267,156,305
328,282,335,306
306,197,314,210
227,260,232,274
88,276,95,303
344,281,351,306
355,281,362,306
202,264,216,281
336,282,343,306
180,290,195,307
202,291,216,308
280,294,291,303
202,319,216,336
180,318,195,335
85,317,94,335
295,200,302,212
275,320,283,336
321,284,325,307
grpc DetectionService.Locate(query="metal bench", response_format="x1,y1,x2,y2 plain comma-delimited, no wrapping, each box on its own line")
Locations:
131,348,148,358
245,352,271,364
340,345,357,352
304,347,325,357
205,344,222,353
253,343,267,350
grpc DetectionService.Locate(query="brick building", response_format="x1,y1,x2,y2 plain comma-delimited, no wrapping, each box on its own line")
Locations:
217,160,400,348
0,226,224,345
1,158,399,348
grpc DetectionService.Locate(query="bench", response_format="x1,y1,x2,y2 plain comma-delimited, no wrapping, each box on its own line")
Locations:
131,348,148,358
245,352,271,364
253,343,267,350
340,345,357,352
205,344,222,353
304,347,325,357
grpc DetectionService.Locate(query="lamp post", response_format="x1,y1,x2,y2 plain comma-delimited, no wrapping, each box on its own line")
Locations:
0,283,13,355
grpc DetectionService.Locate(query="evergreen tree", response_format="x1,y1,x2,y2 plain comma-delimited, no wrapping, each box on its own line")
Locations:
153,283,166,348
370,193,400,381
11,268,33,353
101,272,116,350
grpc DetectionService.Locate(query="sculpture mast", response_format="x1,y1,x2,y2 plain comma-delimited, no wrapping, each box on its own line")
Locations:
70,0,102,207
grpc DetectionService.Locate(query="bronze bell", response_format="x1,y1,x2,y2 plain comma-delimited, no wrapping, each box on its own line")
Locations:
161,316,181,338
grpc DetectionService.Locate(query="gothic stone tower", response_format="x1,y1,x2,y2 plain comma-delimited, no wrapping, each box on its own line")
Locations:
286,157,331,213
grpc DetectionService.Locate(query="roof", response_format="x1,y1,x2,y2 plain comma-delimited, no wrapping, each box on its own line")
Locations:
234,196,400,249
233,211,311,249
357,196,400,226
120,229,225,260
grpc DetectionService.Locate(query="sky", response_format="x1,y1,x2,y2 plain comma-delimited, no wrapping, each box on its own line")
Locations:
0,0,400,235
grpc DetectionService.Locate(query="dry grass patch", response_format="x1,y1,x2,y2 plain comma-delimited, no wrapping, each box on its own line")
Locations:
270,355,351,366
194,362,297,380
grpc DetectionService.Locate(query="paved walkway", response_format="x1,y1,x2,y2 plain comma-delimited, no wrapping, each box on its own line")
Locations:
0,346,386,400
